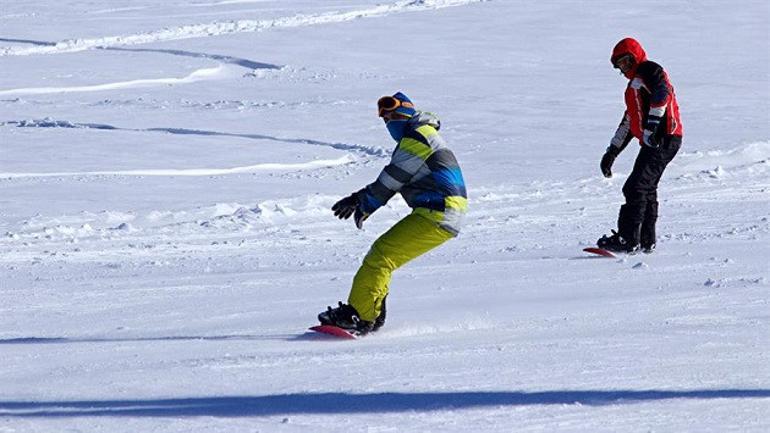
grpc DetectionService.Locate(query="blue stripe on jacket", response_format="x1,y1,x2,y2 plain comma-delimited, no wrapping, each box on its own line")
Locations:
432,167,467,197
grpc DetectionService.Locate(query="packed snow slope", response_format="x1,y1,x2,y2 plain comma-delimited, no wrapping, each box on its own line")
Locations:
1,1,769,432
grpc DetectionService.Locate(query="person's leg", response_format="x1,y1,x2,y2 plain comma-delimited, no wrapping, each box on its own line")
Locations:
348,212,454,322
638,136,681,250
640,196,658,249
618,148,655,246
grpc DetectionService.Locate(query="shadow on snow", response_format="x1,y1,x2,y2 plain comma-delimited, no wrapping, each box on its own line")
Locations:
0,37,57,46
0,37,280,71
2,390,769,417
101,47,281,71
0,334,302,345
0,331,357,344
3,120,385,158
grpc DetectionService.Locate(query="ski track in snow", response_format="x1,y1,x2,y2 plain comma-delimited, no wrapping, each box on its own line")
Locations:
0,155,354,179
190,0,274,7
0,0,486,57
0,117,388,170
0,66,230,96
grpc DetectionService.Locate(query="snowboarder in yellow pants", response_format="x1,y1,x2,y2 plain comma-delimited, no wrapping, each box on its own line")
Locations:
318,92,467,335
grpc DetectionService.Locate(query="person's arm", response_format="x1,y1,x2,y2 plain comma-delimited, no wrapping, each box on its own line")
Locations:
359,130,433,213
601,113,633,178
638,61,672,147
334,129,433,228
609,112,633,154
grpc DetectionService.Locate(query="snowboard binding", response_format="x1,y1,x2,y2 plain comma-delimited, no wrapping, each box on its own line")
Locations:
317,298,387,336
597,230,640,254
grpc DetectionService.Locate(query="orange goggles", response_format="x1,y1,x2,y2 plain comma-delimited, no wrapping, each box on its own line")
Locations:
377,96,414,117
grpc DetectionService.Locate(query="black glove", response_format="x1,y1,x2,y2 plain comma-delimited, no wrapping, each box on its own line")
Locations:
332,193,370,229
353,208,369,229
642,114,662,148
332,194,358,220
600,148,618,178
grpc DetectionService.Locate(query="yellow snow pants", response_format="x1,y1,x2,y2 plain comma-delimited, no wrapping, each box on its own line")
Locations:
348,211,454,322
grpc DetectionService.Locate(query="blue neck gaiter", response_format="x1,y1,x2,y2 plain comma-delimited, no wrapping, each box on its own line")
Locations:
386,120,408,142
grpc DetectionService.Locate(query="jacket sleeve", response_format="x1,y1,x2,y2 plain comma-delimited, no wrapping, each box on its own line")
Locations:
608,112,633,155
357,132,431,214
638,61,671,123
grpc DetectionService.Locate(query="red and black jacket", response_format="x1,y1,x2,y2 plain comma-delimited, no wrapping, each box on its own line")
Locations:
609,38,683,152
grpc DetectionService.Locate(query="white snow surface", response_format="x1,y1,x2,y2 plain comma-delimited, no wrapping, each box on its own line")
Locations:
1,1,769,432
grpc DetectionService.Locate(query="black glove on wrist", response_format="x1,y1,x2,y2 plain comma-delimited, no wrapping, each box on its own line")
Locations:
600,147,619,178
354,208,369,229
642,114,663,148
644,114,662,133
332,194,358,220
332,192,370,229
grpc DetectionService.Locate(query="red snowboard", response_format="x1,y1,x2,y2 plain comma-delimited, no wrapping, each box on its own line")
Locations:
309,325,357,339
583,247,617,258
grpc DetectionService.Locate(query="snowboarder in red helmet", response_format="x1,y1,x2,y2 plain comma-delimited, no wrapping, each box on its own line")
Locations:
598,37,683,254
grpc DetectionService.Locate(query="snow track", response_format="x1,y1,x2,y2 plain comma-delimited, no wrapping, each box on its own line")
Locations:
0,155,354,179
0,66,230,96
1,118,389,159
0,0,486,56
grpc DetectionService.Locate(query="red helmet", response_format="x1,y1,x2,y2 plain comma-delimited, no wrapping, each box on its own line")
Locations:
610,38,647,76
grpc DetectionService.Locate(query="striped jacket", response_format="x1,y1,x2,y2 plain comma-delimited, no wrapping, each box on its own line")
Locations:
358,112,467,235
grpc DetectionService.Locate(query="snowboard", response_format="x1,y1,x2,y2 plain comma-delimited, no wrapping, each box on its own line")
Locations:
582,247,617,258
309,324,357,339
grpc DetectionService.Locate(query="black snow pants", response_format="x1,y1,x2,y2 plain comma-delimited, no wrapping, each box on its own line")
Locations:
617,135,682,247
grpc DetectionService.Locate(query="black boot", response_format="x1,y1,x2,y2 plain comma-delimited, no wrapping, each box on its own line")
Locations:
318,302,374,335
640,200,658,253
617,204,643,244
597,230,640,254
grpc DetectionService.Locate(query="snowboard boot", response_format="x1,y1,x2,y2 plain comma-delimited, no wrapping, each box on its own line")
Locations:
640,201,658,255
597,230,640,254
318,302,374,335
641,243,656,254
